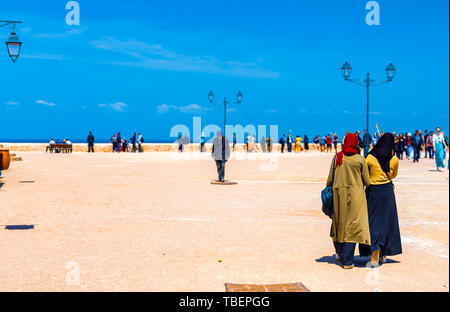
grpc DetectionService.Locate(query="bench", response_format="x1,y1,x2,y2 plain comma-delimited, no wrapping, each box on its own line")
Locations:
47,144,73,153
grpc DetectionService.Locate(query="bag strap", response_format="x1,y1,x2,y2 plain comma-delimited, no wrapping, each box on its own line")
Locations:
375,157,395,189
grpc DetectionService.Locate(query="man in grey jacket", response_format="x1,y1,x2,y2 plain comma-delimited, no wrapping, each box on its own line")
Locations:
211,131,230,182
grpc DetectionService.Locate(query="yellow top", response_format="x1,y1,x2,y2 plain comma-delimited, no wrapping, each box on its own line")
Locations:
366,154,399,185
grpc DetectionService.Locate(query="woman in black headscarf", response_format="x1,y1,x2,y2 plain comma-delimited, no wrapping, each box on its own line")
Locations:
360,133,402,266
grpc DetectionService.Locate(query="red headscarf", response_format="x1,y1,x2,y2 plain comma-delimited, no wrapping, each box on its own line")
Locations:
335,133,359,167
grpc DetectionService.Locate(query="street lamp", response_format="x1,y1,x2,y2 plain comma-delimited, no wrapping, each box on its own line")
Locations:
341,61,396,132
1,21,23,63
208,90,243,139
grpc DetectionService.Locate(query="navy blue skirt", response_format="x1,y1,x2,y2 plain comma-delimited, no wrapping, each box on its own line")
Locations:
363,183,402,257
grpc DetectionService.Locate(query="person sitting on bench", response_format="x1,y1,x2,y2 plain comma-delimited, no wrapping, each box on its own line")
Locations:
46,138,55,153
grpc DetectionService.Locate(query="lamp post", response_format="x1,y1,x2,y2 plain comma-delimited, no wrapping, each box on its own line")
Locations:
341,61,396,132
208,91,243,139
1,20,23,63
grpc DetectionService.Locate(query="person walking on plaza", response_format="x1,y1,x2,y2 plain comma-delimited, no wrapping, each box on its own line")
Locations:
442,131,448,161
267,136,273,153
279,134,286,153
87,132,95,153
232,133,237,152
326,134,332,153
398,133,405,160
319,135,326,152
363,130,372,158
326,133,371,269
433,127,446,172
130,132,137,153
200,133,207,152
405,133,412,160
137,133,143,152
412,130,423,162
260,136,266,153
426,131,434,160
360,133,402,266
304,135,309,152
294,135,302,152
287,134,293,153
372,132,378,147
333,133,338,153
111,133,118,152
424,130,430,158
212,131,230,182
177,134,183,152
251,135,257,152
117,132,122,152
356,131,363,155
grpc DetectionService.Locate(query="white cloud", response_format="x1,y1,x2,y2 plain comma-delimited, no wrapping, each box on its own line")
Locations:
90,37,280,79
33,27,86,39
157,104,178,114
265,109,278,114
21,54,67,61
36,99,56,107
98,102,128,112
157,103,211,114
5,100,19,106
179,104,211,114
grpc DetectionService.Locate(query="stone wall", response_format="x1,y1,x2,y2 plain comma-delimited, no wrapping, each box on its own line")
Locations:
0,143,334,153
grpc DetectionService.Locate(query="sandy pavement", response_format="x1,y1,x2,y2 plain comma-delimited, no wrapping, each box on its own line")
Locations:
0,151,448,292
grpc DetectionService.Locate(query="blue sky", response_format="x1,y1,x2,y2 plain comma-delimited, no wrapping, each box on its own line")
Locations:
0,0,448,142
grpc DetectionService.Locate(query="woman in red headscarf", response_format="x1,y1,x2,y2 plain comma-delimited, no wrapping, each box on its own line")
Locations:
326,133,371,269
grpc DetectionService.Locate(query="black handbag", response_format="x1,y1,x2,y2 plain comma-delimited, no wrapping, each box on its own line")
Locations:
321,155,337,218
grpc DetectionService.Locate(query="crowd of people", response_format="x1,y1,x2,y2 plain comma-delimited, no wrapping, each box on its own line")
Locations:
109,132,144,153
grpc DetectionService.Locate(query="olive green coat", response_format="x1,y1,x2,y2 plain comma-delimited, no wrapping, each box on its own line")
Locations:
326,154,371,245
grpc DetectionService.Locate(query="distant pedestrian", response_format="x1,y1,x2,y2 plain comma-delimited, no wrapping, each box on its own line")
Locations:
279,134,286,153
178,134,183,152
433,127,446,172
260,136,266,153
304,135,309,152
117,132,122,152
412,130,423,162
137,133,144,152
87,132,95,153
356,131,363,155
363,130,372,158
183,134,189,152
129,133,136,152
326,134,332,153
423,130,430,158
333,133,338,153
200,133,207,152
405,133,412,160
295,135,302,152
111,133,118,152
232,133,237,151
287,134,293,152
426,131,434,159
372,132,378,147
211,131,230,182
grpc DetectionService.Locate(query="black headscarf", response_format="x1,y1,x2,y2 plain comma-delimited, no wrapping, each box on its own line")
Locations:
369,133,394,173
